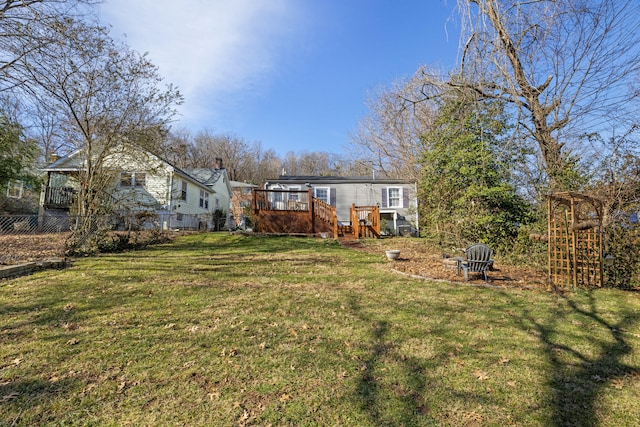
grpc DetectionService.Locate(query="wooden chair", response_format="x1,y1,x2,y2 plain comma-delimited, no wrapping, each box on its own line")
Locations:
461,243,494,282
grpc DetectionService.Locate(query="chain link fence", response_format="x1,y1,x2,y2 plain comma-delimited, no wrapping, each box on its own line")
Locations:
0,212,215,236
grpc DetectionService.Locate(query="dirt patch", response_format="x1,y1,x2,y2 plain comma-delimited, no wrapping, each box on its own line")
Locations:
343,238,549,289
0,231,177,266
1,233,70,265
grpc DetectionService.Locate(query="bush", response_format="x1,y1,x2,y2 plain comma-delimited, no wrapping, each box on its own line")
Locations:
603,222,640,289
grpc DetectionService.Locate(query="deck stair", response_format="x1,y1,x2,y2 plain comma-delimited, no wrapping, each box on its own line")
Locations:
252,189,380,239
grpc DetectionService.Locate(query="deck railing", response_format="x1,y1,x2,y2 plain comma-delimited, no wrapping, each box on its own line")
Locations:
313,197,338,238
43,186,77,208
251,189,379,238
350,204,381,238
252,189,311,212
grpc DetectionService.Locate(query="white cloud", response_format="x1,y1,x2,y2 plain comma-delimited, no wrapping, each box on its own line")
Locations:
100,0,304,129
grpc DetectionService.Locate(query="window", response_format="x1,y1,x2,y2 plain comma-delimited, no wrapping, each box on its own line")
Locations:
314,187,329,204
288,186,300,201
120,172,132,187
6,180,24,199
180,180,188,201
134,173,145,187
387,187,402,208
120,172,146,188
199,190,209,209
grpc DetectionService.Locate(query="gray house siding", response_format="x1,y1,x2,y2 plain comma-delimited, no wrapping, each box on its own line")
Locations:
265,177,418,235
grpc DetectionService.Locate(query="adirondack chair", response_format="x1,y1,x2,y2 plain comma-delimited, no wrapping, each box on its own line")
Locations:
461,243,494,282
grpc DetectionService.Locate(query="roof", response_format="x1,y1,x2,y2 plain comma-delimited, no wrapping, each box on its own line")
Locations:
186,168,232,196
41,145,216,193
41,148,85,172
266,175,416,185
187,168,225,186
230,180,258,189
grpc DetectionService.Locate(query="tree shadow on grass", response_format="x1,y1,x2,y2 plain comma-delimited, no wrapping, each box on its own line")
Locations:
503,289,640,426
348,296,432,426
0,378,78,425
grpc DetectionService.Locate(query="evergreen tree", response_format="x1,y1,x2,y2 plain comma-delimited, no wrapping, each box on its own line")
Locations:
419,94,533,251
0,115,39,190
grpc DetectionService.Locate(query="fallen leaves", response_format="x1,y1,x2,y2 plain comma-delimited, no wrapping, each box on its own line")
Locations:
279,393,291,403
474,370,490,381
355,239,548,286
0,233,68,265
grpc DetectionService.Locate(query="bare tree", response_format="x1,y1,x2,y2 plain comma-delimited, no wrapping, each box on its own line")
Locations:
455,0,640,190
16,18,181,244
246,144,282,184
0,0,99,90
182,130,254,181
350,67,441,180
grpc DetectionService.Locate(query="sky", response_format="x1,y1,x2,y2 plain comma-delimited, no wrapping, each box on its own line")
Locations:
99,0,461,156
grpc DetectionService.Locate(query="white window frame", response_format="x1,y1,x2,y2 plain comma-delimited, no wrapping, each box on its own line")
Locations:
120,172,146,188
387,187,403,208
7,180,24,199
314,187,329,204
288,186,300,201
199,190,209,209
134,173,146,188
180,180,188,201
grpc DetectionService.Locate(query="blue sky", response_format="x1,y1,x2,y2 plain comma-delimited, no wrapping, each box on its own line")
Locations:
99,0,460,156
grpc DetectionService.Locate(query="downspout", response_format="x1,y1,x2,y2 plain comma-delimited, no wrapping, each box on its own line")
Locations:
167,169,174,230
414,181,419,236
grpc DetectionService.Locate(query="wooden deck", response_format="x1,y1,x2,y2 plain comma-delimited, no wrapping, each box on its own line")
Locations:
252,189,380,239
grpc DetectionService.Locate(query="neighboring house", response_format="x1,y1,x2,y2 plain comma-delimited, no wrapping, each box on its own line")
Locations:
186,158,233,230
1,179,40,215
264,176,419,236
40,144,230,231
230,180,258,229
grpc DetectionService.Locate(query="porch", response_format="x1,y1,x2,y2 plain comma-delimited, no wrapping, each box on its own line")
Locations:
252,189,380,239
43,186,77,209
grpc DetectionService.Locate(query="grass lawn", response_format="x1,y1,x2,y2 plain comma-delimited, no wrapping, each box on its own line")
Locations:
2,233,640,426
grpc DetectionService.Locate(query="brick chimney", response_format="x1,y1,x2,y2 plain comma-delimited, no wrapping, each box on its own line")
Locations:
215,157,223,169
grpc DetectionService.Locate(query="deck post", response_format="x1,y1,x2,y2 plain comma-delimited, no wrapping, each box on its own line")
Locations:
309,189,315,234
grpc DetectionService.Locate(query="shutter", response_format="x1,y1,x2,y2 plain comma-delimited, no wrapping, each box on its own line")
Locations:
402,187,409,208
381,187,388,208
330,188,336,206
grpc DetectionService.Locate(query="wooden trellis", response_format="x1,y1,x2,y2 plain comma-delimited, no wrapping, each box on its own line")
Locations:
547,192,604,288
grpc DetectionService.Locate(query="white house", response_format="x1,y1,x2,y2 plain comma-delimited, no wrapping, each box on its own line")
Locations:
40,144,231,231
186,158,233,230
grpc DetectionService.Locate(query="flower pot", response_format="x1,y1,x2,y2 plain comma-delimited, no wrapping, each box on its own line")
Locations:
385,250,401,260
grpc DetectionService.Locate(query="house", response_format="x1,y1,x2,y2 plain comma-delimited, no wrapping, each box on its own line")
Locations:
1,179,41,215
260,175,419,237
185,158,233,230
230,180,259,229
40,145,231,231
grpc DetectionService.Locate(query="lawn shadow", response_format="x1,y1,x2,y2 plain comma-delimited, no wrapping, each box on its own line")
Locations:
0,377,78,425
502,289,640,426
347,296,432,425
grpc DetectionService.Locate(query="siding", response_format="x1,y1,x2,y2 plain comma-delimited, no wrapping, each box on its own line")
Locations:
270,181,416,223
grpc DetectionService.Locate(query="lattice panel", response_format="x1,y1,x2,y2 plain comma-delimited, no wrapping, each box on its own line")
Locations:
548,192,603,288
